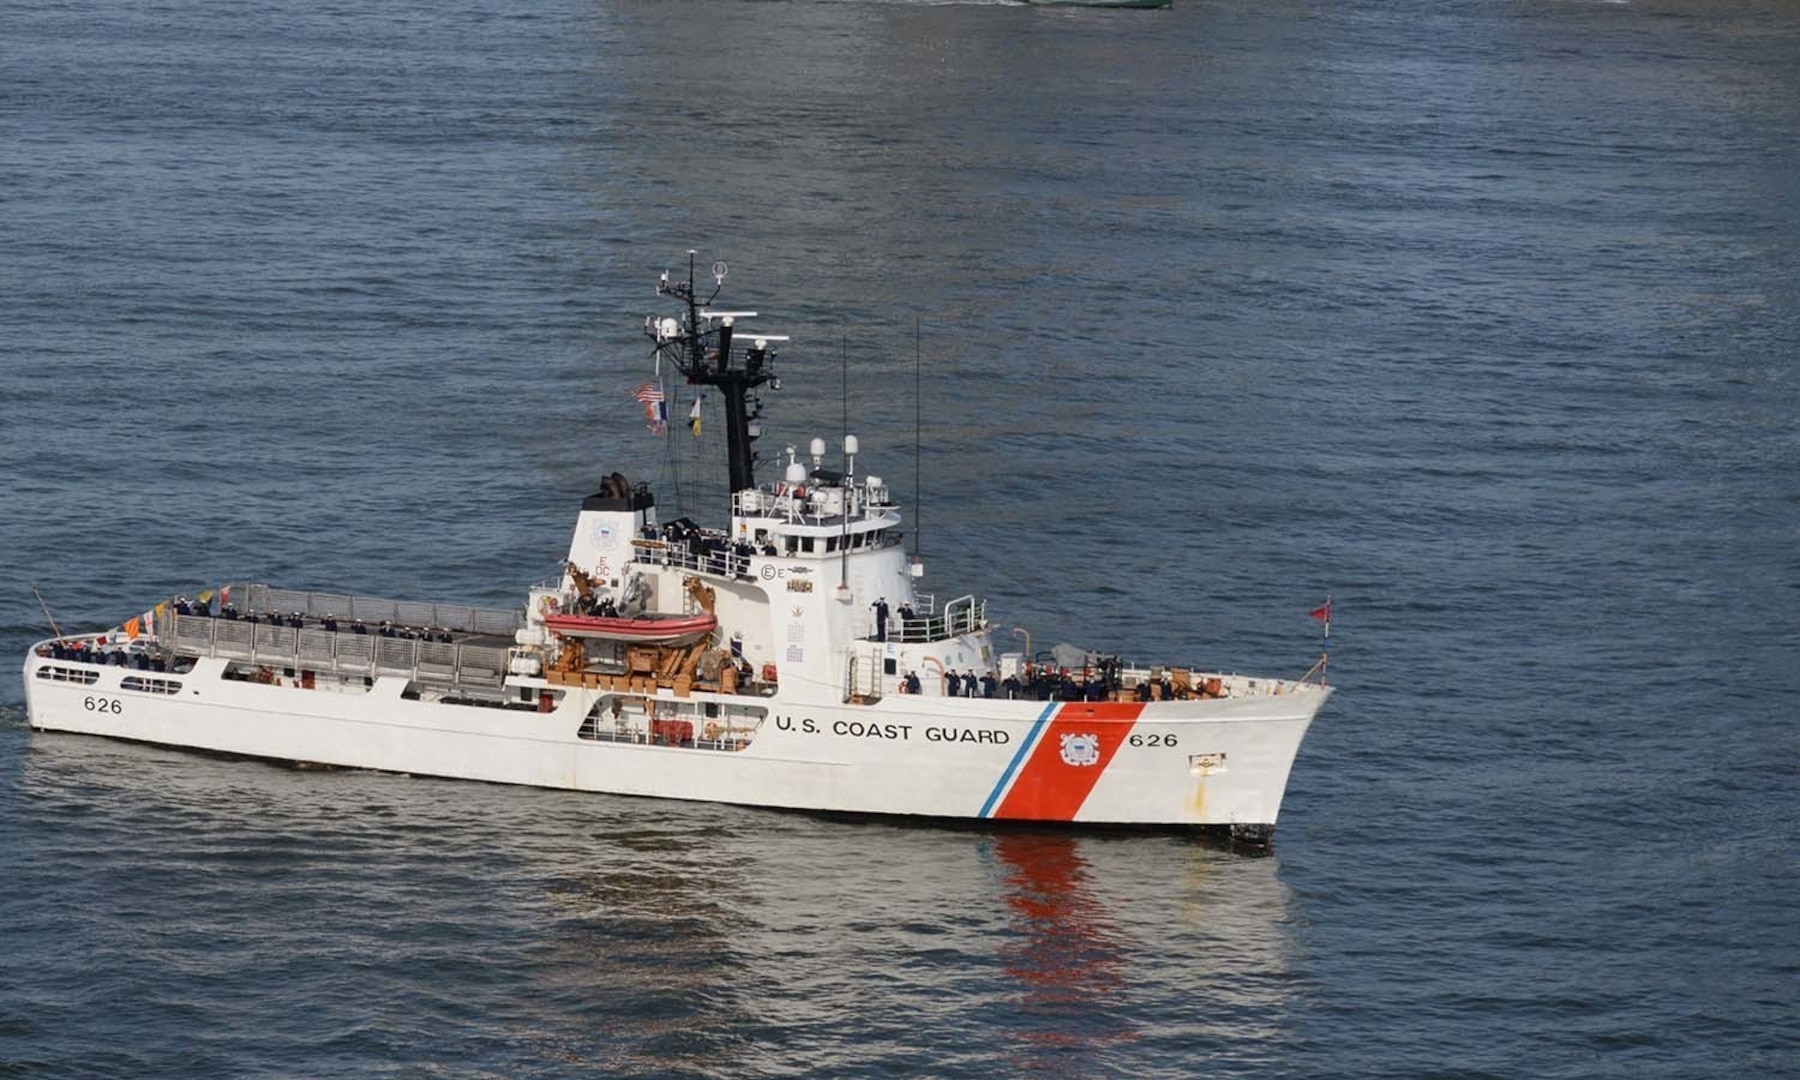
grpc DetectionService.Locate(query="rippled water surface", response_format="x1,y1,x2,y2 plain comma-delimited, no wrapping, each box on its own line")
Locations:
3,0,1797,1076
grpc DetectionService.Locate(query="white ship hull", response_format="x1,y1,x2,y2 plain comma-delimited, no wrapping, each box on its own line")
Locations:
22,257,1333,842
24,653,1325,830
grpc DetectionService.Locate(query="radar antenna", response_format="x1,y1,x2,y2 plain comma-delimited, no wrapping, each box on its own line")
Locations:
649,252,784,495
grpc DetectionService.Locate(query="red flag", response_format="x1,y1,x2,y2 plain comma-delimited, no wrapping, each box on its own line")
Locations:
1309,600,1331,623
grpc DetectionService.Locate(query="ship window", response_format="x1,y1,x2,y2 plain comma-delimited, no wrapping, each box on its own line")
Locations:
800,537,815,553
36,665,100,685
825,537,838,553
121,676,182,695
884,658,897,675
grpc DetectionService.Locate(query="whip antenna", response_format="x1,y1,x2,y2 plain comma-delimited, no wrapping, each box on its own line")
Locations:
31,583,64,640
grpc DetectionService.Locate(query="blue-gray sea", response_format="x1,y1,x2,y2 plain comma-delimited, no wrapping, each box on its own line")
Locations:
3,0,1796,1075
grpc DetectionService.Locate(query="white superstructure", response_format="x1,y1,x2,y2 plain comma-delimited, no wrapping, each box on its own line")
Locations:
23,256,1330,845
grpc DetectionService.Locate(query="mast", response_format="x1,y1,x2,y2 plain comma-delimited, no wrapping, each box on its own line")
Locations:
648,253,782,495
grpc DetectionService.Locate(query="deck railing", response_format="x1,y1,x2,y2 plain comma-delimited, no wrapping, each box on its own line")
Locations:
631,538,753,580
230,584,524,636
888,594,986,644
168,613,511,688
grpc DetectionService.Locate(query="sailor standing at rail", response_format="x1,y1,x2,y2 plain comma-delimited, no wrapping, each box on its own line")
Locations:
872,597,889,642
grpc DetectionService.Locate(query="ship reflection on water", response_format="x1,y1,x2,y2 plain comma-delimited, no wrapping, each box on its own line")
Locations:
15,731,1305,1073
988,833,1135,1059
985,829,1302,1069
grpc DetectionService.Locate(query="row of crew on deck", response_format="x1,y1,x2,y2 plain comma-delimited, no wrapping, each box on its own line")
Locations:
896,669,1001,698
175,598,455,642
924,670,1113,701
894,665,1141,702
324,618,455,643
639,521,766,579
39,640,169,671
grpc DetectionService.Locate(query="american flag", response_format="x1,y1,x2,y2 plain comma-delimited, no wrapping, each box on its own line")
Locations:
633,381,667,434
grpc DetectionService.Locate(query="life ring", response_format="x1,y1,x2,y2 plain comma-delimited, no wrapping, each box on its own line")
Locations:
539,596,561,617
761,662,778,683
703,721,723,740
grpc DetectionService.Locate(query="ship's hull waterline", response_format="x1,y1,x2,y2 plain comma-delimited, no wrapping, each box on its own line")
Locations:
24,654,1324,831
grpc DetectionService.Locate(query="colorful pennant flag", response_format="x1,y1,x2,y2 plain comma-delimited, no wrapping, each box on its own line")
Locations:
689,397,703,438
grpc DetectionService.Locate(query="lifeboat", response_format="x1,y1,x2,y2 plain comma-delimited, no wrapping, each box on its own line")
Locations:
542,611,717,645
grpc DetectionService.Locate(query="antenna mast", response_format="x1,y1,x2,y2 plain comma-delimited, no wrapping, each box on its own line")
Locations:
649,253,783,495
913,318,922,562
842,336,851,580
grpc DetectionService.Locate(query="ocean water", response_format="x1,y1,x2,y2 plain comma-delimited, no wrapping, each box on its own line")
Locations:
2,0,1797,1076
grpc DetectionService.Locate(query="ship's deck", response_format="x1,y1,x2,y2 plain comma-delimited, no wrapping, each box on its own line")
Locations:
70,584,538,691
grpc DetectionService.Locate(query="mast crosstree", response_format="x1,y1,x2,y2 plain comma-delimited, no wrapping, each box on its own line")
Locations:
649,252,785,494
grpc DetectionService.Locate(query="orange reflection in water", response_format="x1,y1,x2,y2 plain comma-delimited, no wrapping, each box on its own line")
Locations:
989,832,1137,1064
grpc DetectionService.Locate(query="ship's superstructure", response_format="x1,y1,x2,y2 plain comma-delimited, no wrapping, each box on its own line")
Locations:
23,256,1330,844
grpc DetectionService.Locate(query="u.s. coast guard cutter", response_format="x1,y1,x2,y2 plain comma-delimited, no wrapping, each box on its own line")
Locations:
23,256,1331,844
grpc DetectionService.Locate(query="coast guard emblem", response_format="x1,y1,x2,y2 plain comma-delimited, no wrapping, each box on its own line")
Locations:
1059,733,1101,767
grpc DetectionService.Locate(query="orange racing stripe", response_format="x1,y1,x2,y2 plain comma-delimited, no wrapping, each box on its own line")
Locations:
992,701,1144,821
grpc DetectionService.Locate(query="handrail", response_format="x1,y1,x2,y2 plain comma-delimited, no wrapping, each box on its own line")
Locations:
733,482,895,524
632,538,752,580
215,583,524,635
169,613,509,687
890,595,986,644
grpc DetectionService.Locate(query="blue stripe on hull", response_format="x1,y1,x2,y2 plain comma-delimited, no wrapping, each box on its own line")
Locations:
978,701,1058,818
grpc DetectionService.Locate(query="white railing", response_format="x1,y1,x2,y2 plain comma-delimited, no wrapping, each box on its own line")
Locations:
171,614,508,687
889,594,986,644
632,537,753,580
733,481,894,526
236,584,523,636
